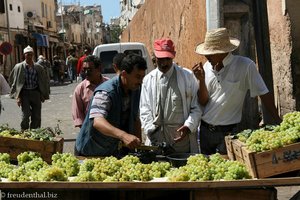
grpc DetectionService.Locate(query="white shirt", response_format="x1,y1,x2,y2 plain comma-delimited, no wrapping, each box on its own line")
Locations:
202,53,269,125
140,63,202,152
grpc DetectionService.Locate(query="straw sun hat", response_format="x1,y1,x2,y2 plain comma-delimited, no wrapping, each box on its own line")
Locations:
195,28,240,55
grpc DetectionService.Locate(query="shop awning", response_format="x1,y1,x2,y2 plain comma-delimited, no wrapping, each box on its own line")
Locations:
32,33,49,47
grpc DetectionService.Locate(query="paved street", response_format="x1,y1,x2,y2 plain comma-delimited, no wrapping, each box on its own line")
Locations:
0,82,79,154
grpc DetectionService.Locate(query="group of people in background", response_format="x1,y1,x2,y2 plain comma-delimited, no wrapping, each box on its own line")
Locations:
1,27,282,158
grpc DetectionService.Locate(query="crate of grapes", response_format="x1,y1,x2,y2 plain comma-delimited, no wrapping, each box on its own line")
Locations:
0,126,64,163
240,142,300,178
226,135,300,178
225,110,300,178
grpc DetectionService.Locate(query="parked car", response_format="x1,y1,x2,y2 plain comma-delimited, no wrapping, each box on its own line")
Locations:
93,42,155,77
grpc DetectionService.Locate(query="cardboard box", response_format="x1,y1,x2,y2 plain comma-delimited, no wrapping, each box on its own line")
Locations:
0,136,64,163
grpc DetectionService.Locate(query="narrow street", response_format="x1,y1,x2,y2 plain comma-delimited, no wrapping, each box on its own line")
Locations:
0,82,79,154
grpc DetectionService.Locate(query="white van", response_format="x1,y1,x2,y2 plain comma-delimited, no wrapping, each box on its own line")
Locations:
93,42,154,77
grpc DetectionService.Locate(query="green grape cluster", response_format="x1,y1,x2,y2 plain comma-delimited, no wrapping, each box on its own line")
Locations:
237,129,253,142
0,161,15,178
0,124,62,141
73,158,102,182
17,151,41,165
0,153,10,163
52,152,79,177
74,155,171,182
167,153,250,181
37,166,68,181
275,111,300,132
238,111,300,152
8,167,31,181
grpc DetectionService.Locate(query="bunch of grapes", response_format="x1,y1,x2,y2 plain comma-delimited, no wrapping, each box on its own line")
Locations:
0,153,10,164
17,151,41,165
0,161,15,178
167,153,250,181
52,153,79,177
237,129,253,142
275,111,300,132
8,167,31,181
37,166,67,181
72,171,96,182
148,161,171,178
73,158,103,182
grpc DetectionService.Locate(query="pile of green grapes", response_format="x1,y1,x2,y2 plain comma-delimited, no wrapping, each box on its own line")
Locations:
237,111,300,152
74,155,171,182
0,124,62,141
167,153,251,181
0,152,251,182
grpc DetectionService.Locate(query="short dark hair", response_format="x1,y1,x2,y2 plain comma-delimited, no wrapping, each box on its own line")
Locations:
83,55,101,69
112,53,126,70
121,54,147,73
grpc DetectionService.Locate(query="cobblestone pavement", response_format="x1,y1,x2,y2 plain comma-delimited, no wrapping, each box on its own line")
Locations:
0,81,299,199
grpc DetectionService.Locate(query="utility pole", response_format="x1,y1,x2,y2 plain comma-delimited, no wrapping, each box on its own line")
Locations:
4,0,13,75
79,0,84,53
91,11,94,47
60,0,67,59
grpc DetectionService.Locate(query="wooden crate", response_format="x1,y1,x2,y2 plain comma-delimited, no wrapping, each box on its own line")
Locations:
242,142,300,178
225,136,300,178
0,136,64,163
225,136,235,160
225,136,246,162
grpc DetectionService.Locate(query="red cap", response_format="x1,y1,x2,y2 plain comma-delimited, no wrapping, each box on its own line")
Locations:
153,38,176,59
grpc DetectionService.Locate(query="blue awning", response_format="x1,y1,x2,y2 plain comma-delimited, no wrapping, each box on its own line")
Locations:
32,33,49,47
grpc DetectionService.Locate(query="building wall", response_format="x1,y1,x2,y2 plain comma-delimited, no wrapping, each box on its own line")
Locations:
267,0,300,113
121,0,207,69
7,0,24,29
40,0,56,32
286,0,300,111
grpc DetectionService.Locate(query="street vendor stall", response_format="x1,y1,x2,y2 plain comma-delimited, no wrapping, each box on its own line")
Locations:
1,177,300,200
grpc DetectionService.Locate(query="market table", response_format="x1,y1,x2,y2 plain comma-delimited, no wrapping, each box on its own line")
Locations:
1,177,300,200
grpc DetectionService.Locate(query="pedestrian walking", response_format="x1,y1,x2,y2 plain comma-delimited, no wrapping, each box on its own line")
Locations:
9,45,49,130
77,47,92,81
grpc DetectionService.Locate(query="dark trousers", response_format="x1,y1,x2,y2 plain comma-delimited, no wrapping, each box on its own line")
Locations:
199,123,237,155
20,89,42,130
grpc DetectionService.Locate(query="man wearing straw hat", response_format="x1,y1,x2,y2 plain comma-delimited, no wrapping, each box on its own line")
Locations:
193,27,281,155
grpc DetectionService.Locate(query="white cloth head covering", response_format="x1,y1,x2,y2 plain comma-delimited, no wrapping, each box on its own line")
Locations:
38,55,44,60
195,28,240,55
23,45,34,54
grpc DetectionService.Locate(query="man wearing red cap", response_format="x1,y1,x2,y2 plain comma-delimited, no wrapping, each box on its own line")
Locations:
140,38,202,153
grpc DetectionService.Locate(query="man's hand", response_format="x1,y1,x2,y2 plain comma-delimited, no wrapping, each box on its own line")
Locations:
121,133,141,149
174,125,191,142
17,98,21,107
192,62,205,81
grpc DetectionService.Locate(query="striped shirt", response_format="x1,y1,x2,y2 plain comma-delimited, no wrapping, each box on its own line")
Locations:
24,65,38,90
